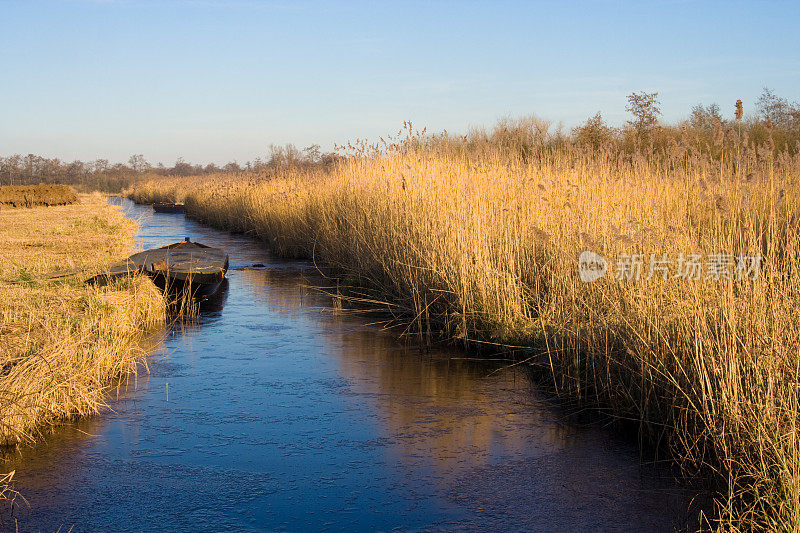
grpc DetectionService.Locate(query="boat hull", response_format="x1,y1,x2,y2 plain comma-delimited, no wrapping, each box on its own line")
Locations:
87,240,229,301
150,271,226,300
153,203,185,214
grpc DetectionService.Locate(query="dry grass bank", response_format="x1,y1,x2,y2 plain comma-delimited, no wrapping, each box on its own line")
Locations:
0,184,78,208
0,194,165,498
130,145,800,530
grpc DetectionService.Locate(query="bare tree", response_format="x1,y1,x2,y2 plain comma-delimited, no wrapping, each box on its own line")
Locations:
222,161,241,173
302,144,322,163
626,91,661,135
93,159,109,173
690,103,722,130
756,87,799,131
128,154,149,173
170,157,194,176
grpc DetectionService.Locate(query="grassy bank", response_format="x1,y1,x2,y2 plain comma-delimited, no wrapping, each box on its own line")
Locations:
0,194,165,496
0,184,78,208
130,141,800,530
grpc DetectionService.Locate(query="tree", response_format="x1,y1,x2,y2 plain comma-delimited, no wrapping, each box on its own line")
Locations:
128,154,149,173
222,161,241,173
302,144,321,163
756,87,799,131
0,155,22,185
626,91,661,135
170,157,194,176
266,144,302,169
690,103,722,130
93,159,109,173
572,112,615,149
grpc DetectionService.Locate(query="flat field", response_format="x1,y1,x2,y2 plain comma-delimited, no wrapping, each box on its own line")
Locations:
0,194,164,449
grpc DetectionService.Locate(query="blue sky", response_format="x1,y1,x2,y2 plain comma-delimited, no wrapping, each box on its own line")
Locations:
1,0,798,165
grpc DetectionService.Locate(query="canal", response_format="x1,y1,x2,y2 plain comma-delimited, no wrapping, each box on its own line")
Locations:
3,198,704,531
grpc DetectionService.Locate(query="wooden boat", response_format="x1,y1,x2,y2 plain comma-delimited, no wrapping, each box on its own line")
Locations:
153,202,185,214
87,239,229,299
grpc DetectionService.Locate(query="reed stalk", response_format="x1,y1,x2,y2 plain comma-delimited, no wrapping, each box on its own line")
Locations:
0,194,166,506
128,134,800,530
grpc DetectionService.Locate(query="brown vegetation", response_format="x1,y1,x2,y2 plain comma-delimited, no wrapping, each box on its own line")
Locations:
0,184,78,208
129,111,800,530
0,144,337,193
5,88,798,196
0,194,165,504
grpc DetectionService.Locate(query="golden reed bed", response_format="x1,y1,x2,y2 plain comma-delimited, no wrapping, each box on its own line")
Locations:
0,194,164,500
0,184,78,208
130,142,800,530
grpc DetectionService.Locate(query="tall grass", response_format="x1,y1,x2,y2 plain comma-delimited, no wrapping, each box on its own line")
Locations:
0,184,78,207
129,134,800,530
0,194,166,504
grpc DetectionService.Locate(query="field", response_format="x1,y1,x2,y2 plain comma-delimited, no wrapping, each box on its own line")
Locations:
129,137,800,530
0,194,165,498
0,184,78,208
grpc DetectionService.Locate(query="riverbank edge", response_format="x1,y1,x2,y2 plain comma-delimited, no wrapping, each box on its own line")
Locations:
125,183,726,529
0,194,166,509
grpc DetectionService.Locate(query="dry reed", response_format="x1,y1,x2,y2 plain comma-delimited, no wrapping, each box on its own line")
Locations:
0,184,78,207
0,194,165,500
129,139,800,530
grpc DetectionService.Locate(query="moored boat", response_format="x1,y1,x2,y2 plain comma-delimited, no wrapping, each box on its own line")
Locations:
153,202,186,214
87,238,229,299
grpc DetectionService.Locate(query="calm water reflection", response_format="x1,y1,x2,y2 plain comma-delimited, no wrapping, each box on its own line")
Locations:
1,199,704,532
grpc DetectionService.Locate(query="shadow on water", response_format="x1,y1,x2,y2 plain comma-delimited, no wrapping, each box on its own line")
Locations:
1,198,709,532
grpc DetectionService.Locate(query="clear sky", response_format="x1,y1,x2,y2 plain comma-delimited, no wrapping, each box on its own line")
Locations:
1,0,798,165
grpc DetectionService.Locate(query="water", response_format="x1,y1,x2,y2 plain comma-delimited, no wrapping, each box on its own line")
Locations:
2,198,704,532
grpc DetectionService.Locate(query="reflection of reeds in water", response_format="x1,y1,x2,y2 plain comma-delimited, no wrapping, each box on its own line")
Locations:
0,196,166,446
240,268,311,317
331,328,571,469
0,195,167,506
129,135,800,529
0,365,154,522
0,471,22,521
240,266,568,476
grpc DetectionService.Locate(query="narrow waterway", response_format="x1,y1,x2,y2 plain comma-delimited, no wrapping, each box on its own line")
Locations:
3,198,704,532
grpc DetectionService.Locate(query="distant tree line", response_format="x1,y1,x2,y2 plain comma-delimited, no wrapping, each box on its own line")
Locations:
390,87,799,165
3,88,798,191
0,143,337,192
572,87,799,156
